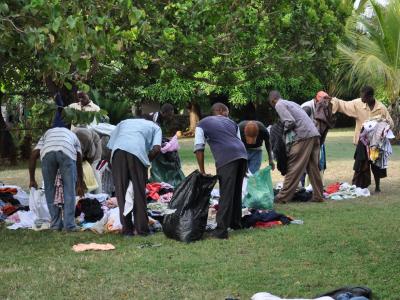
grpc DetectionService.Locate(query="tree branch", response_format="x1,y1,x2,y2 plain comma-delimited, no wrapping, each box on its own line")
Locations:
0,18,25,33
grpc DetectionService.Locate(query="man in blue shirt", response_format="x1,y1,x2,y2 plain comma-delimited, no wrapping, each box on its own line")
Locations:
108,119,162,236
194,103,248,239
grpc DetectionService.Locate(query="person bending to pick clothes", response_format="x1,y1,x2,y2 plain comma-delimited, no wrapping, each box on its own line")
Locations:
107,119,161,237
268,91,324,203
194,103,248,239
29,126,84,231
238,120,275,174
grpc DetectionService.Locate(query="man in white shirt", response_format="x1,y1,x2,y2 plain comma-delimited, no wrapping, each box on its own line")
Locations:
68,91,100,112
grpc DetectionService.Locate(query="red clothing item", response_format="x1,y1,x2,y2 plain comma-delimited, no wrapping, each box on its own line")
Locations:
146,183,162,200
325,182,341,194
255,221,282,228
0,188,18,195
2,204,18,216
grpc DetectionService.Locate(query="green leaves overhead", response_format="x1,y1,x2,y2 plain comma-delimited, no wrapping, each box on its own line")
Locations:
1,0,352,108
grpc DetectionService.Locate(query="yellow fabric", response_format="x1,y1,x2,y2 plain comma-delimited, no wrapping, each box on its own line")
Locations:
370,148,380,161
82,161,99,192
331,98,394,144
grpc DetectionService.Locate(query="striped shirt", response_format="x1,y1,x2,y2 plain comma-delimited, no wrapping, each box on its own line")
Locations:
34,128,82,161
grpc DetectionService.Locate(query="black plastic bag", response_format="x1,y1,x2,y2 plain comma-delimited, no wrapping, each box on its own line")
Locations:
150,151,185,188
75,198,104,222
163,170,217,243
317,286,372,299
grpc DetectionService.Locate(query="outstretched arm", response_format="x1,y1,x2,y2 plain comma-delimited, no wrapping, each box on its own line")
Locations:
331,98,358,118
28,149,40,188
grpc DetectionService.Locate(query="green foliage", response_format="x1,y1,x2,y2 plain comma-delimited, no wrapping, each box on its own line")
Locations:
336,0,400,103
62,108,108,126
1,0,352,115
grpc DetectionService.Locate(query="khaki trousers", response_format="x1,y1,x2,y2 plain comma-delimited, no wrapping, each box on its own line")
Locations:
275,137,323,203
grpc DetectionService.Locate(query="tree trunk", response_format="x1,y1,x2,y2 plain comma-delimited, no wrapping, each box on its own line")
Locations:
0,93,17,165
189,102,200,133
185,101,201,136
389,98,400,141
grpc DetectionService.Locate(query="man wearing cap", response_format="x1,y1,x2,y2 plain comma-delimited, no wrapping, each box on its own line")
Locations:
301,91,333,183
238,121,275,174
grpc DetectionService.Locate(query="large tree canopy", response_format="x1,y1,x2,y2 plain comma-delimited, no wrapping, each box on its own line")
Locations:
1,0,351,106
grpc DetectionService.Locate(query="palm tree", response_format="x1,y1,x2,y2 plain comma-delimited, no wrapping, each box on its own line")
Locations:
336,0,400,137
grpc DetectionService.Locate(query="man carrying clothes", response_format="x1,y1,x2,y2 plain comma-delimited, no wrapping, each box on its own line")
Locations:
268,91,324,203
29,127,84,231
194,103,248,239
73,127,102,194
331,86,394,192
238,120,275,174
107,119,161,237
301,91,334,184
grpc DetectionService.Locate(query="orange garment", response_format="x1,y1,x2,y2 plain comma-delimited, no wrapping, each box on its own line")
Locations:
72,243,115,252
0,188,18,195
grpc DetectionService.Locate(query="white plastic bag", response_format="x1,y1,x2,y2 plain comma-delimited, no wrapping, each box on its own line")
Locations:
29,188,51,222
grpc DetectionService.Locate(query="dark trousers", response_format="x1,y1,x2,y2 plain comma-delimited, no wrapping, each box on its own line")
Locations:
215,159,247,235
112,150,149,235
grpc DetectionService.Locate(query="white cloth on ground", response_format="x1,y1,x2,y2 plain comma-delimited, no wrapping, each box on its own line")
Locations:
124,181,134,216
7,211,36,230
84,193,109,203
251,292,334,300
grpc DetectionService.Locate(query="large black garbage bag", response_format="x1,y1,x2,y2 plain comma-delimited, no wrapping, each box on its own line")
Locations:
163,170,217,242
150,151,185,188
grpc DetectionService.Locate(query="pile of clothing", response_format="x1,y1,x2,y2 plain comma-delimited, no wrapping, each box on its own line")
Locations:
324,182,370,200
0,186,29,223
274,183,313,202
146,182,174,203
241,209,302,229
353,119,394,188
252,286,372,300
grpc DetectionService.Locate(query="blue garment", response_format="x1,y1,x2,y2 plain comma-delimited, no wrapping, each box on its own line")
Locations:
52,93,67,128
195,116,247,169
247,149,262,174
337,292,369,300
319,143,326,171
107,119,162,167
41,151,77,230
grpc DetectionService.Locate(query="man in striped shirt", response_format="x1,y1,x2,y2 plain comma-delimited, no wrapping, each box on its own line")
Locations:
29,127,84,231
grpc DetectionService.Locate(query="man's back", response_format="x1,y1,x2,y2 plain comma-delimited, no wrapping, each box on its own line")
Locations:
35,127,81,161
196,116,247,168
275,100,320,141
108,119,162,167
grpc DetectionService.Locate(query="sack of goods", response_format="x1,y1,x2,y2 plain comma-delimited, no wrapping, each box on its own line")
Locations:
163,170,217,243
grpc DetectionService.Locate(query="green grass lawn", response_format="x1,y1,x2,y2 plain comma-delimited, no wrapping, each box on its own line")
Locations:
1,129,399,299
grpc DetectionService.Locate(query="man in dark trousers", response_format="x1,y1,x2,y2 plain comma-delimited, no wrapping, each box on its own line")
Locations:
268,91,324,203
107,119,161,237
194,103,248,239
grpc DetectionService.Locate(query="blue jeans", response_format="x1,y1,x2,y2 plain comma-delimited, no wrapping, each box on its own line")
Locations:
247,149,262,174
41,151,77,230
